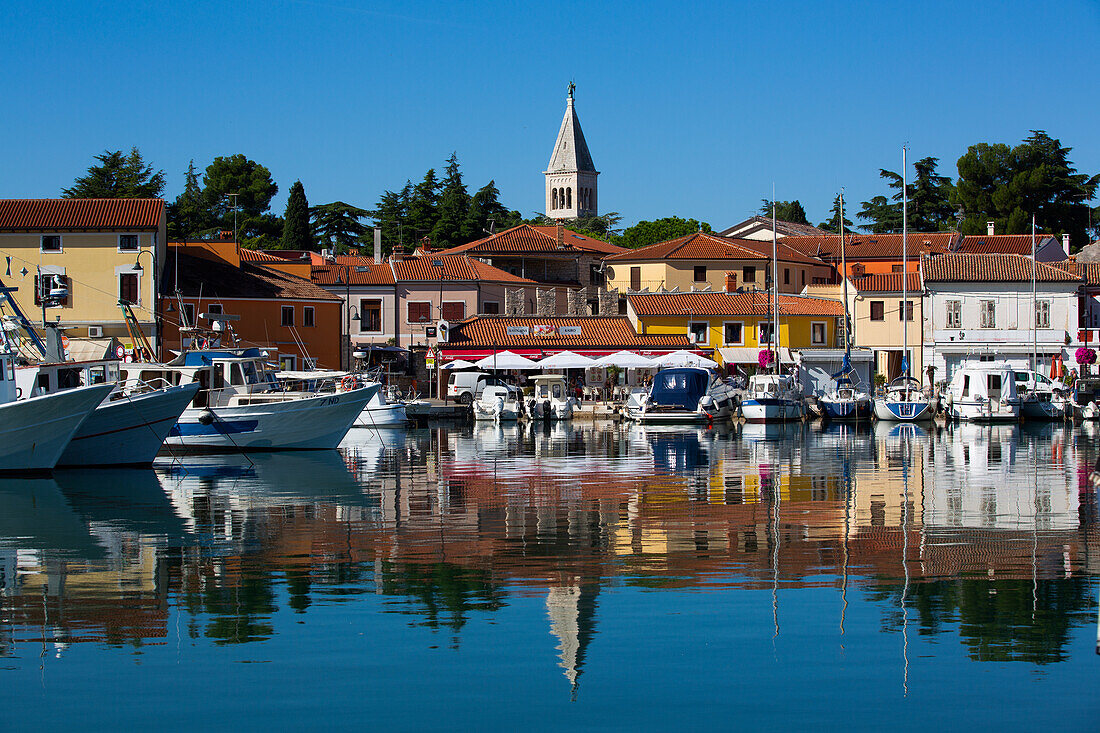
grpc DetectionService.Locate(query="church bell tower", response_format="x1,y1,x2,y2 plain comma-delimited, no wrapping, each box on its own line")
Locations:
544,83,598,220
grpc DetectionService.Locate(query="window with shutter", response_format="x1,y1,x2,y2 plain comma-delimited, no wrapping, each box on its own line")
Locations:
442,301,465,321
407,302,431,323
870,301,884,321
120,273,139,305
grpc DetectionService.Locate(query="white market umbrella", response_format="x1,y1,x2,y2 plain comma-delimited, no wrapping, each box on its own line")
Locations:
652,351,720,369
473,350,540,370
442,359,475,370
536,350,595,370
592,350,655,368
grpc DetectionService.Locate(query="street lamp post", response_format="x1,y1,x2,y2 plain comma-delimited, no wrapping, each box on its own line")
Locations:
132,248,158,360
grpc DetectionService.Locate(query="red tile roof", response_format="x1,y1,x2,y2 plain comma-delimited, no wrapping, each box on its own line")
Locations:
240,248,291,263
717,216,829,238
781,232,959,260
437,224,626,256
955,234,1059,256
164,252,341,301
312,258,395,285
446,316,691,349
393,254,536,283
603,231,823,266
627,291,844,317
922,254,1081,283
0,198,164,230
852,272,923,292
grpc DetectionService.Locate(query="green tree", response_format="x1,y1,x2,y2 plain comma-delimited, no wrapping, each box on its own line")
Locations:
63,147,166,198
908,156,956,231
530,212,623,241
279,180,315,250
462,180,519,241
953,131,1098,248
430,153,471,248
618,216,712,249
857,195,902,233
406,169,440,245
167,160,212,239
369,183,412,257
759,199,809,225
818,194,854,233
201,154,280,246
312,201,369,253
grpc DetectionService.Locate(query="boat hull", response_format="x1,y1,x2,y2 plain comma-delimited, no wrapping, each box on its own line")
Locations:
873,398,933,422
0,383,114,472
946,399,1020,423
740,398,804,423
165,384,379,451
819,398,872,421
353,403,408,427
1020,395,1065,421
59,384,200,466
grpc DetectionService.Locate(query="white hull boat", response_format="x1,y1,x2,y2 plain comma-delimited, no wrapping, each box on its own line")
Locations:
473,385,522,422
873,378,934,422
0,383,114,472
526,375,575,420
626,367,737,423
943,363,1020,423
353,389,408,427
741,374,804,423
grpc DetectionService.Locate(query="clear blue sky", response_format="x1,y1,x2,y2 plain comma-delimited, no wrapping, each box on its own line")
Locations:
3,0,1098,230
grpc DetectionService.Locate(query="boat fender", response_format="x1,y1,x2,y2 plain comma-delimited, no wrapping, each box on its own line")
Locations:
198,409,216,426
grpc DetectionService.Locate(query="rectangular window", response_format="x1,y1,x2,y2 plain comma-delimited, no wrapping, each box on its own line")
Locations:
630,267,641,291
783,268,790,285
688,322,708,344
279,355,296,371
980,299,996,328
724,322,743,346
118,235,139,252
41,235,61,252
182,303,196,328
743,266,756,284
482,301,500,315
946,300,962,329
303,306,315,327
34,274,70,306
441,301,466,321
360,299,382,332
207,303,223,315
899,299,914,321
870,300,885,321
281,305,294,327
1036,299,1050,329
811,322,826,345
617,298,628,315
693,265,707,282
759,321,775,344
891,264,904,273
119,273,139,305
408,302,431,323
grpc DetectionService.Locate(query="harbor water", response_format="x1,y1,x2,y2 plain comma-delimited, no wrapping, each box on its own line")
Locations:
1,420,1097,730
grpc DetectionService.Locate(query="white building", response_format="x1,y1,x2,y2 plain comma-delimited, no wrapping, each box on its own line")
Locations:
544,84,598,219
921,254,1080,381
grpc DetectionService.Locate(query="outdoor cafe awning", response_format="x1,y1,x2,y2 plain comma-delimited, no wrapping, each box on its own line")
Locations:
717,347,797,365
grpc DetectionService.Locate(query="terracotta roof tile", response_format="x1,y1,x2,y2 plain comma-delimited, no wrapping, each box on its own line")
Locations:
164,252,341,301
239,248,290,263
447,316,691,349
782,232,959,260
312,259,395,285
922,254,1082,283
852,272,922,292
955,234,1059,255
0,198,164,230
627,291,844,317
436,224,626,256
393,254,536,283
604,231,822,266
717,216,829,238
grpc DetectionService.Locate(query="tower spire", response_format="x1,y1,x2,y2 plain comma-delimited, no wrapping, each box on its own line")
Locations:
544,84,598,219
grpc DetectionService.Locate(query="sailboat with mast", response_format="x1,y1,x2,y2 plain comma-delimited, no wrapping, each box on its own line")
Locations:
741,198,805,423
1020,214,1068,420
874,147,933,422
817,191,871,421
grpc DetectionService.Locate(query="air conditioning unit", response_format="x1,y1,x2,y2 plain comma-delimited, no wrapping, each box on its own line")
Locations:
88,325,103,338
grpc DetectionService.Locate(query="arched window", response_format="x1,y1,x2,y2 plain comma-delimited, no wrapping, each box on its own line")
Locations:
552,188,558,209
566,187,572,209
559,188,565,208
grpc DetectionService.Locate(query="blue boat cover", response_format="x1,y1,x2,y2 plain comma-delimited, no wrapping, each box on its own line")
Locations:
649,368,709,409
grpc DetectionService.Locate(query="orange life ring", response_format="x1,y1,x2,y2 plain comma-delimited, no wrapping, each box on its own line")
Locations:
341,375,357,391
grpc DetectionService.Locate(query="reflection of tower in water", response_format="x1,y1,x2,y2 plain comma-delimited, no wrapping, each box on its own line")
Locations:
546,580,599,700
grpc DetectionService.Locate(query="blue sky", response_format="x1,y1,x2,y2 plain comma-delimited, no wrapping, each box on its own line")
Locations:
3,0,1098,230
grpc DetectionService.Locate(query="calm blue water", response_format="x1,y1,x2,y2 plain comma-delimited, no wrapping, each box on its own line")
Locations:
1,421,1097,731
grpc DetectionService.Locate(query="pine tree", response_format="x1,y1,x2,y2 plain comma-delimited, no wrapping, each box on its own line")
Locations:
63,147,166,198
908,157,956,231
463,180,513,240
406,169,440,248
818,194,855,233
430,153,471,247
280,180,314,250
167,161,211,239
857,196,903,233
759,199,809,225
311,202,368,253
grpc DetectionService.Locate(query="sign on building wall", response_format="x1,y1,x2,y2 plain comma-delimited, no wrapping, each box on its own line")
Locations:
506,326,530,335
558,326,582,335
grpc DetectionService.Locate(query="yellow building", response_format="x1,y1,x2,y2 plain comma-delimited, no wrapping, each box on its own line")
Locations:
804,272,924,379
603,230,833,295
0,198,165,350
625,290,844,366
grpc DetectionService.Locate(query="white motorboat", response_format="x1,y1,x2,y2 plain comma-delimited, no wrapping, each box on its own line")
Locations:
16,359,200,466
526,374,575,420
473,384,522,421
626,367,738,423
354,386,409,427
942,362,1020,422
0,349,114,472
740,373,804,423
121,347,379,451
873,376,934,422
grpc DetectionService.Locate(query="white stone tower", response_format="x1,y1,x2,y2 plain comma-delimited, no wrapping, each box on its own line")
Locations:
544,83,598,219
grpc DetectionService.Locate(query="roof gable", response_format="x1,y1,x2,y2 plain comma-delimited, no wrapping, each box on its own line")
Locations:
627,291,844,317
604,231,822,266
437,224,625,256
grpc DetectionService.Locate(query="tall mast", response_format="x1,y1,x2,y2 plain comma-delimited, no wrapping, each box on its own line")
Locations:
902,146,909,382
772,194,780,372
1031,214,1037,376
839,191,849,355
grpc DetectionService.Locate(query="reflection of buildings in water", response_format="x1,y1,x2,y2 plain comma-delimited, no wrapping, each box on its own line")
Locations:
546,581,599,698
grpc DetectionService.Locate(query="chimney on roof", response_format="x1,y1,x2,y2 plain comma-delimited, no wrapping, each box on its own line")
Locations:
374,227,382,265
556,224,564,249
219,230,234,240
1063,233,1070,251
851,263,866,279
725,271,737,293
987,221,995,236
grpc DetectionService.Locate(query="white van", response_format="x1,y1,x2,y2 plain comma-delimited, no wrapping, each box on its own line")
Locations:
447,371,491,404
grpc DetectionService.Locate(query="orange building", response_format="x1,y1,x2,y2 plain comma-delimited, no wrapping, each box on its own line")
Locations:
782,232,960,277
160,241,342,369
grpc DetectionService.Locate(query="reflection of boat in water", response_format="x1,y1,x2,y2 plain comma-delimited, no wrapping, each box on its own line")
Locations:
52,468,190,544
872,421,930,443
738,420,805,443
645,428,711,474
0,477,106,559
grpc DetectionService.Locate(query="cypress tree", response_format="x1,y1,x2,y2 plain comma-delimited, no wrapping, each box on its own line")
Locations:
280,180,314,250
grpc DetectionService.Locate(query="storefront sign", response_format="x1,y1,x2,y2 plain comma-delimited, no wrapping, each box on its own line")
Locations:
533,324,553,335
506,326,530,335
558,326,582,336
